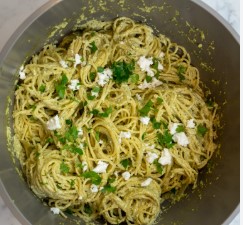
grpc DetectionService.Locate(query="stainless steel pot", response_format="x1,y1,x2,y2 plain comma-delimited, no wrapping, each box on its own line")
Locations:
0,0,239,225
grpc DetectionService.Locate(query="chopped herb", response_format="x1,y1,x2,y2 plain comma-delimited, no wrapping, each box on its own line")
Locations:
162,121,168,129
145,75,153,83
60,161,70,174
82,171,102,185
65,119,72,126
142,132,147,140
108,177,116,184
177,65,186,82
102,183,116,193
151,58,160,77
92,86,100,93
153,159,163,174
90,72,96,81
65,126,78,142
129,74,139,83
139,100,153,117
54,131,67,144
29,104,36,111
197,124,208,137
111,60,135,84
176,125,184,133
99,107,112,118
56,73,68,99
157,97,163,104
35,152,40,158
95,131,100,142
84,203,92,215
39,84,46,93
46,137,54,144
151,117,161,129
68,179,75,188
64,144,83,155
157,131,174,149
90,107,112,118
90,109,100,116
97,66,104,73
120,158,132,169
87,94,96,100
90,41,98,53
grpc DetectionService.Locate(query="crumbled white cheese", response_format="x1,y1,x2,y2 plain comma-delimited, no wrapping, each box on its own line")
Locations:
78,196,83,200
78,128,83,136
59,60,68,68
97,68,113,87
145,144,155,149
138,77,163,90
50,207,60,215
146,152,159,164
90,184,99,193
158,62,164,71
93,160,109,173
68,79,80,91
158,148,172,166
79,143,84,149
122,171,131,181
98,139,104,145
91,91,99,97
46,115,61,130
118,131,131,143
74,54,82,67
159,52,165,58
168,123,180,135
137,56,154,77
135,94,142,101
141,178,152,187
82,161,88,172
187,119,195,128
19,65,26,80
140,116,150,125
172,132,189,147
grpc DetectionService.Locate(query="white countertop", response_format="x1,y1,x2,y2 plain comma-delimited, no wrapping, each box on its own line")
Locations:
0,0,240,225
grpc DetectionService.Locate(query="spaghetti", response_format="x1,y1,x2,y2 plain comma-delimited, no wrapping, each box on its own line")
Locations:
13,17,218,225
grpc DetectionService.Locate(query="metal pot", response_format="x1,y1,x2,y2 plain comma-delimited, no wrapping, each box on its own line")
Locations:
0,0,239,224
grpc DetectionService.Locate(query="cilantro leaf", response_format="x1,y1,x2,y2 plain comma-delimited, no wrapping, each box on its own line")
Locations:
153,159,163,174
90,72,96,81
87,94,96,100
65,126,78,142
177,65,186,82
60,162,70,174
120,158,132,169
176,125,184,133
99,107,112,118
197,124,208,137
97,67,104,73
139,100,153,117
142,132,147,140
92,86,100,93
39,84,46,93
56,73,68,99
157,131,174,149
46,137,54,144
82,171,102,185
145,75,152,83
151,117,161,129
90,41,98,53
68,179,75,188
90,109,100,116
102,183,116,193
111,60,135,84
157,97,163,104
65,119,72,126
129,74,139,83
